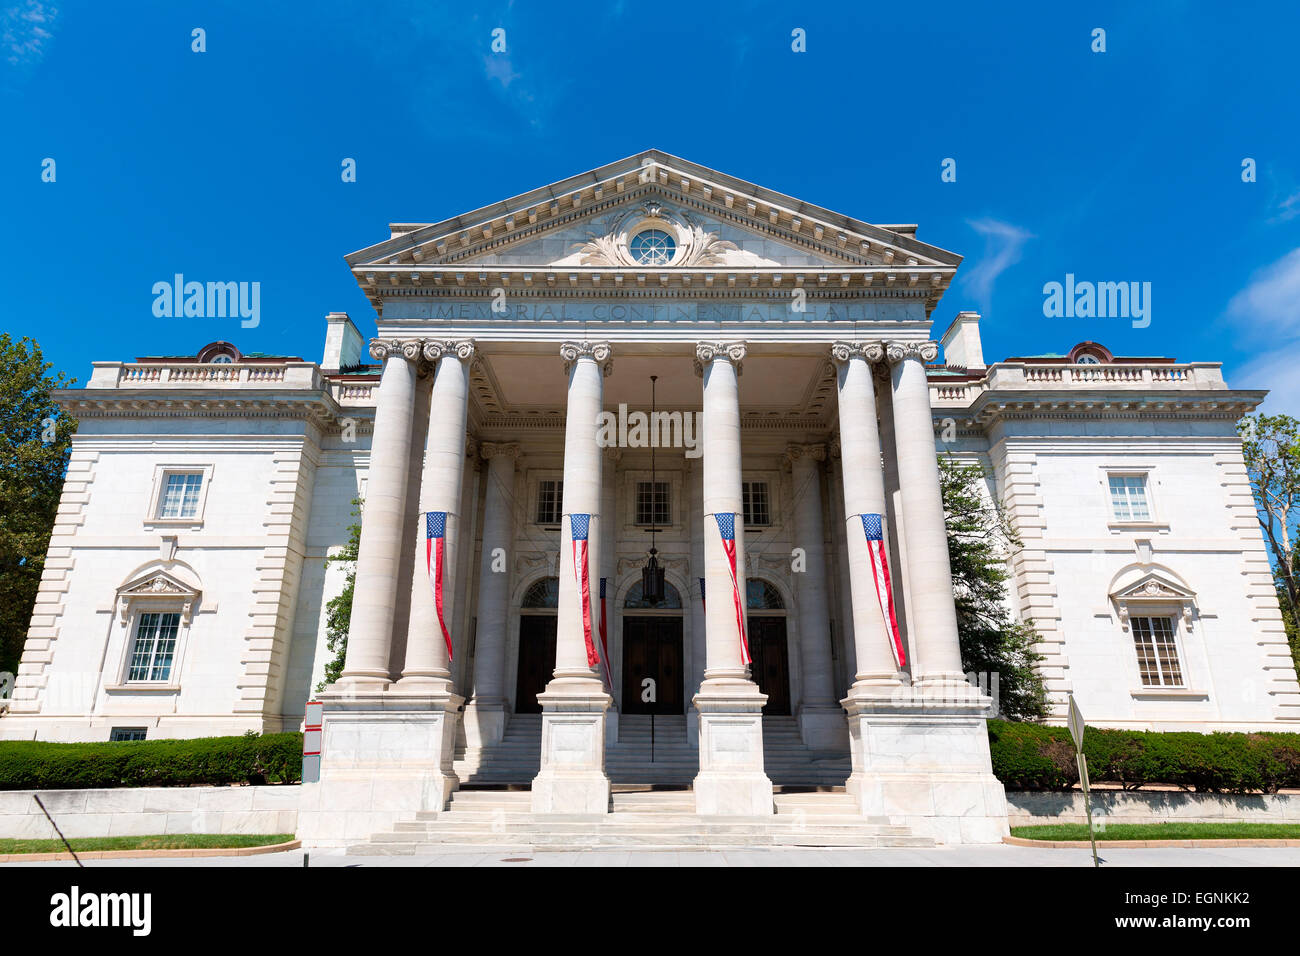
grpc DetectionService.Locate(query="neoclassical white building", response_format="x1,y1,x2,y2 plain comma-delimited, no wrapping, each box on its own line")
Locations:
4,151,1296,845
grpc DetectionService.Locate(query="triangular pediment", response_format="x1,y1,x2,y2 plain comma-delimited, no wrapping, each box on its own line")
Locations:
346,149,961,274
1112,572,1195,601
120,569,198,598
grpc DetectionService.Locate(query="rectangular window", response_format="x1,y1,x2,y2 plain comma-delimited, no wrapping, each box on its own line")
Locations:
110,727,148,742
1132,615,1183,687
743,481,770,526
535,479,563,525
635,481,670,526
1109,475,1151,522
127,612,180,682
158,472,204,519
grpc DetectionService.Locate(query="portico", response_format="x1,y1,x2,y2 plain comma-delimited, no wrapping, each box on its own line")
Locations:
293,149,1008,845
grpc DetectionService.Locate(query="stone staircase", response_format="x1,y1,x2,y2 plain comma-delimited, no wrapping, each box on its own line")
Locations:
453,713,851,787
347,789,933,853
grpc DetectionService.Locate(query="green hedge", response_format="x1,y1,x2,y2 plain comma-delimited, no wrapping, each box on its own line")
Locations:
0,733,303,790
988,720,1300,793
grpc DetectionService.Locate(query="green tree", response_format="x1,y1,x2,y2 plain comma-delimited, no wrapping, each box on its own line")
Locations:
940,456,1049,720
1238,414,1300,653
316,498,362,691
0,335,76,680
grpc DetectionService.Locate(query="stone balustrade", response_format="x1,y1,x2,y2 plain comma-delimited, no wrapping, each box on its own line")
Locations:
929,362,1227,407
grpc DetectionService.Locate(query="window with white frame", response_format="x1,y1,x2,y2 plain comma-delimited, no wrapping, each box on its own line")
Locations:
535,479,563,525
635,481,670,526
127,611,181,682
1131,615,1183,687
1108,474,1151,522
743,481,771,526
157,471,204,519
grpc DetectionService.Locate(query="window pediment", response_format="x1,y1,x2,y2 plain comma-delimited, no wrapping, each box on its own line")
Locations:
1110,572,1196,632
117,570,200,626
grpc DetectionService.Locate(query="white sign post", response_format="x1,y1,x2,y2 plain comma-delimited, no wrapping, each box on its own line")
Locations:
1067,694,1100,867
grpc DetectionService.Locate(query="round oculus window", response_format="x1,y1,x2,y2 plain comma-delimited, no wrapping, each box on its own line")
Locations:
629,229,676,265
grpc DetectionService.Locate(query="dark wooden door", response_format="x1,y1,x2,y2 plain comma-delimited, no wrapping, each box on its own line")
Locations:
515,614,556,714
747,615,791,714
621,616,684,714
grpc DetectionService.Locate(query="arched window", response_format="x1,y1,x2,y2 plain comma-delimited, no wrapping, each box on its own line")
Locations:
746,578,784,610
624,580,682,609
521,577,560,609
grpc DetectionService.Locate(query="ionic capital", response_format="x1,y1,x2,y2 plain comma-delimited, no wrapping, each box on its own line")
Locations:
560,341,613,377
368,337,411,362
694,341,747,377
481,441,522,464
783,442,827,470
423,339,477,364
884,340,939,365
830,341,885,365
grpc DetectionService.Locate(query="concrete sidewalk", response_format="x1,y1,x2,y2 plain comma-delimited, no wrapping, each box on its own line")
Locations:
4,844,1300,867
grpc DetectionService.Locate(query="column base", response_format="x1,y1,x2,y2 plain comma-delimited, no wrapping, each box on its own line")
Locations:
841,684,1009,845
796,704,849,750
530,677,612,815
297,687,464,847
462,697,509,749
692,678,773,816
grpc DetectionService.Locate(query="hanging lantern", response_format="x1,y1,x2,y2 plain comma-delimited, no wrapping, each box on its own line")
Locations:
641,374,665,605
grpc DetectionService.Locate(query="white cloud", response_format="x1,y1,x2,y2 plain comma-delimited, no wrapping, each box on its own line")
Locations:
960,218,1034,311
1225,247,1300,343
1,1,58,68
1230,347,1300,417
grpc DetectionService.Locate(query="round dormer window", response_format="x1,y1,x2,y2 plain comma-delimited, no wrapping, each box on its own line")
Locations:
210,354,234,364
1076,354,1101,365
629,229,676,265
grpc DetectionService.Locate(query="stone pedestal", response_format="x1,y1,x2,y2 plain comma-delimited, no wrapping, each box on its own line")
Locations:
531,682,612,815
842,683,1009,845
796,704,849,751
693,679,774,816
461,698,508,749
297,688,463,847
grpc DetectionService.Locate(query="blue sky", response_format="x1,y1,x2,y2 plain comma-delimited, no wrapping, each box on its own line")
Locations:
4,1,1300,411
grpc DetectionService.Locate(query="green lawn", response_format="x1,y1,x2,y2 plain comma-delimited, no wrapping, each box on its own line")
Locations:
1012,822,1300,842
0,834,295,854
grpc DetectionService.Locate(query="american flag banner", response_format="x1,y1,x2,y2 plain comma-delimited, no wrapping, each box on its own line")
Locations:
598,577,614,691
713,513,751,665
569,514,600,667
860,513,905,666
425,511,454,661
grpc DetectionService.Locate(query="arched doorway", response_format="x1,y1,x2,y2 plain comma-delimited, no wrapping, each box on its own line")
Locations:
747,578,790,715
621,579,684,714
515,576,558,714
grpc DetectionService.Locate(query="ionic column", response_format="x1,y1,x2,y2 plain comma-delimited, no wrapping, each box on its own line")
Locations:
463,440,521,748
337,338,421,686
692,341,773,816
887,341,967,689
785,443,846,749
531,341,613,815
831,341,903,691
398,340,475,691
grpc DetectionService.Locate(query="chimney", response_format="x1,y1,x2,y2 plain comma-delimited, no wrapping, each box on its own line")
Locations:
940,311,985,369
322,312,364,370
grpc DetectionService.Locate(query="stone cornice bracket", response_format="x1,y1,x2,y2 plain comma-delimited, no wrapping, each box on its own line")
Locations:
481,441,522,463
560,341,613,377
783,442,827,470
423,339,477,364
829,341,885,365
884,340,939,365
694,341,747,377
